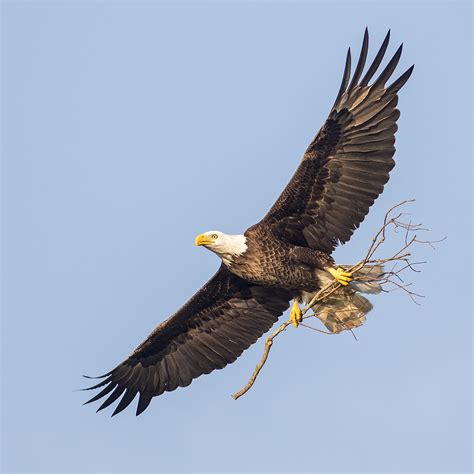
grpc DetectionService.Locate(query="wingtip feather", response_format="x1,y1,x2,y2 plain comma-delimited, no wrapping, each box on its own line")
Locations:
360,30,391,87
371,43,403,90
385,64,415,95
348,29,369,91
136,392,153,416
96,385,126,413
82,373,110,380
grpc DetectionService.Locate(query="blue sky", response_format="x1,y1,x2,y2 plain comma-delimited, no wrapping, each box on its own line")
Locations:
2,1,472,473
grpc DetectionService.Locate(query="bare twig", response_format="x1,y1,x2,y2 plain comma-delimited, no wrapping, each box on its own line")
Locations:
231,320,292,400
232,200,440,400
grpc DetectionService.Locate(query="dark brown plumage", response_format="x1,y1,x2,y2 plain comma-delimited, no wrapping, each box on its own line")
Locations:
83,29,413,416
264,29,413,253
84,265,291,416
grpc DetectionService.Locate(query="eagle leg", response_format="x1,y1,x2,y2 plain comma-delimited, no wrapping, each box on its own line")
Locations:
328,267,353,286
290,298,302,328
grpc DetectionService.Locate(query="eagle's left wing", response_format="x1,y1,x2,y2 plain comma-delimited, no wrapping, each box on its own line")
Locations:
261,30,413,253
83,264,291,416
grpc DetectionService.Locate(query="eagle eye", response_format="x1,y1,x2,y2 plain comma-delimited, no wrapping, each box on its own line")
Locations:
211,233,218,240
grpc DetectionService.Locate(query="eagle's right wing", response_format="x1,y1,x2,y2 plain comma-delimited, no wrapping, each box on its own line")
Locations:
262,30,413,254
83,264,291,416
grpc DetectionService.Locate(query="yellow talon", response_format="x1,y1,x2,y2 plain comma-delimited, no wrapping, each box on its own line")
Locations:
328,267,353,286
290,298,302,328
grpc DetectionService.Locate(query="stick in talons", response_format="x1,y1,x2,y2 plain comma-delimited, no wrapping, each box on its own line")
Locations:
328,267,353,286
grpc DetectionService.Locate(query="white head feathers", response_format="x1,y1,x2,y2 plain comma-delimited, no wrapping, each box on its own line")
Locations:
195,230,248,266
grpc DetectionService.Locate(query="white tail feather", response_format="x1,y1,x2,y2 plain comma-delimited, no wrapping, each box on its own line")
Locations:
347,264,384,294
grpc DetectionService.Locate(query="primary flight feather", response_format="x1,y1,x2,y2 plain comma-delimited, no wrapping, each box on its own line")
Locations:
83,29,413,416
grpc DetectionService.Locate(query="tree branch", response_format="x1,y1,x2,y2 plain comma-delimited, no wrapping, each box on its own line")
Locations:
232,200,440,400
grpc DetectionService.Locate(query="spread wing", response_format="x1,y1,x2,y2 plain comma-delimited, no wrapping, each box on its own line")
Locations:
262,29,413,253
83,265,291,416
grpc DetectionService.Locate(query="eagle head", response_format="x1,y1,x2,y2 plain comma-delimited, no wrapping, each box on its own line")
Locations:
195,230,248,264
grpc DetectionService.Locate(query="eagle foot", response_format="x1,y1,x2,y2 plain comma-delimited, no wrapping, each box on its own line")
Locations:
290,299,302,328
328,267,353,286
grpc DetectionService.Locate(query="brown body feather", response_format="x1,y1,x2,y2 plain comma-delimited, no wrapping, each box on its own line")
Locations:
228,224,333,291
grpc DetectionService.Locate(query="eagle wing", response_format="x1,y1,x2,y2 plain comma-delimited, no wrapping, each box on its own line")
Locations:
83,264,291,416
262,30,413,253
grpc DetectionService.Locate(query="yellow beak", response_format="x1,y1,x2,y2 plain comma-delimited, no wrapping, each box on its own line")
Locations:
195,234,214,246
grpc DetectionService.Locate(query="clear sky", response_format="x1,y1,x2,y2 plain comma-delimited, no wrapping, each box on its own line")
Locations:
1,1,472,473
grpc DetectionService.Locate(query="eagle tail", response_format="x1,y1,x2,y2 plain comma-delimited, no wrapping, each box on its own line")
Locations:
309,265,384,334
316,293,372,333
345,264,385,294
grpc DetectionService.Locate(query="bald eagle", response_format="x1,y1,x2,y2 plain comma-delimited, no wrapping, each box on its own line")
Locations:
83,30,413,416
